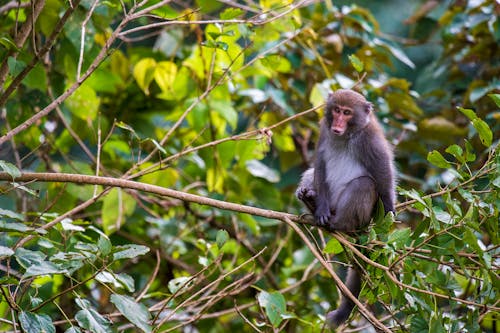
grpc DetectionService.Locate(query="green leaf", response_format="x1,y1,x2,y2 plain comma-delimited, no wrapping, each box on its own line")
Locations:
410,315,428,332
19,312,55,333
472,118,492,147
0,221,32,233
260,55,292,73
374,38,415,68
110,294,152,333
245,159,280,183
387,228,411,249
323,238,344,254
61,218,85,231
0,208,24,220
96,271,135,292
113,244,150,260
23,261,68,278
0,160,21,179
0,37,20,51
15,248,46,268
168,276,191,293
210,99,238,129
216,229,229,249
220,7,243,20
257,291,287,327
65,83,100,122
133,58,157,95
445,144,464,163
75,299,111,333
145,138,167,155
97,235,112,256
154,61,177,93
348,54,364,72
427,150,451,169
457,106,477,121
0,245,14,258
116,121,141,140
488,93,500,107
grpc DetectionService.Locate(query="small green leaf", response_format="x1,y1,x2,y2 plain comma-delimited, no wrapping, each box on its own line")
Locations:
257,291,287,327
216,229,229,249
98,235,112,256
116,121,141,140
260,55,292,73
61,218,85,231
110,294,152,333
445,144,464,163
323,238,344,254
113,244,149,260
65,83,100,122
23,261,68,278
0,208,24,220
0,246,14,258
387,228,411,249
75,299,111,333
0,160,21,179
0,221,31,233
245,159,280,183
457,107,477,121
168,276,191,294
154,61,177,92
145,138,167,155
472,118,492,147
348,54,364,72
133,58,156,95
0,37,20,51
19,312,55,333
220,7,243,20
488,93,500,107
427,151,451,169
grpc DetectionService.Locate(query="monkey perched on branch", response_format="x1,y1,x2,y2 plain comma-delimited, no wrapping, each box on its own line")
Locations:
296,89,395,327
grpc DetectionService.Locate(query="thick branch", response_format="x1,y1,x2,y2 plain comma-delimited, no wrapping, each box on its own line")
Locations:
0,172,303,224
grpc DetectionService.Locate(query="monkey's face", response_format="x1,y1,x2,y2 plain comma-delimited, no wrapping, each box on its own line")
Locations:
329,105,353,136
325,89,373,136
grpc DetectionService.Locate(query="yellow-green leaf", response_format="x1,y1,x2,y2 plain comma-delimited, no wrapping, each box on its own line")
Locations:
133,58,156,95
154,61,177,93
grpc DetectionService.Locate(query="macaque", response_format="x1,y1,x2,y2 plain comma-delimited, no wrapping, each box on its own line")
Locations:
296,89,395,327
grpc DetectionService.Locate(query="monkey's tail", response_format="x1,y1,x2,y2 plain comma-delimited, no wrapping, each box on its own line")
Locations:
326,268,362,327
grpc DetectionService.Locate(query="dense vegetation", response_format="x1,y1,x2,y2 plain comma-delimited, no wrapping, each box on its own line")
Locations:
0,0,498,332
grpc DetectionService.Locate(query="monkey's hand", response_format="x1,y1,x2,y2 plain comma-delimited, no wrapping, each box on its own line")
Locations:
296,185,317,213
314,202,331,227
295,186,316,201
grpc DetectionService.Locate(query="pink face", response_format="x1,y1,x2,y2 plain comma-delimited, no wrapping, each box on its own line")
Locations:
330,106,353,135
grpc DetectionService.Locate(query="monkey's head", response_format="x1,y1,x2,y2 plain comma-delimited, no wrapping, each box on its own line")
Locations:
325,89,373,136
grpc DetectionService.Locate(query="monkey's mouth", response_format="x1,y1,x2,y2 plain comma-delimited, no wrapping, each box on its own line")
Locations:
331,127,345,135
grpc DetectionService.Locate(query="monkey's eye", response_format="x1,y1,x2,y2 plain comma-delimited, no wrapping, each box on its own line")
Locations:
333,106,340,113
343,110,352,116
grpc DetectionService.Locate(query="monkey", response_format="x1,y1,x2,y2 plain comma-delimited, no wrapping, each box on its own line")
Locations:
295,89,395,327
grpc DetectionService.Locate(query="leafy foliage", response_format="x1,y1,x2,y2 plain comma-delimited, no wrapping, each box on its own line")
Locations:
0,0,498,332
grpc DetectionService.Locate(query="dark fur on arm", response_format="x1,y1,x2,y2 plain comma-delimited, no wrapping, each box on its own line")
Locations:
355,124,395,214
313,126,332,226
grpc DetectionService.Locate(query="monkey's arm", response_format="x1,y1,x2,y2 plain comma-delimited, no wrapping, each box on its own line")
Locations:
313,153,331,226
359,138,395,214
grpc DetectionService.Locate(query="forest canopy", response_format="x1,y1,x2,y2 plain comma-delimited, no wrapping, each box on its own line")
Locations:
0,0,498,332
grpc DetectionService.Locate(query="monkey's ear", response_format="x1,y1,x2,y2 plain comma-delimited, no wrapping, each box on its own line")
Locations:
365,102,373,114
